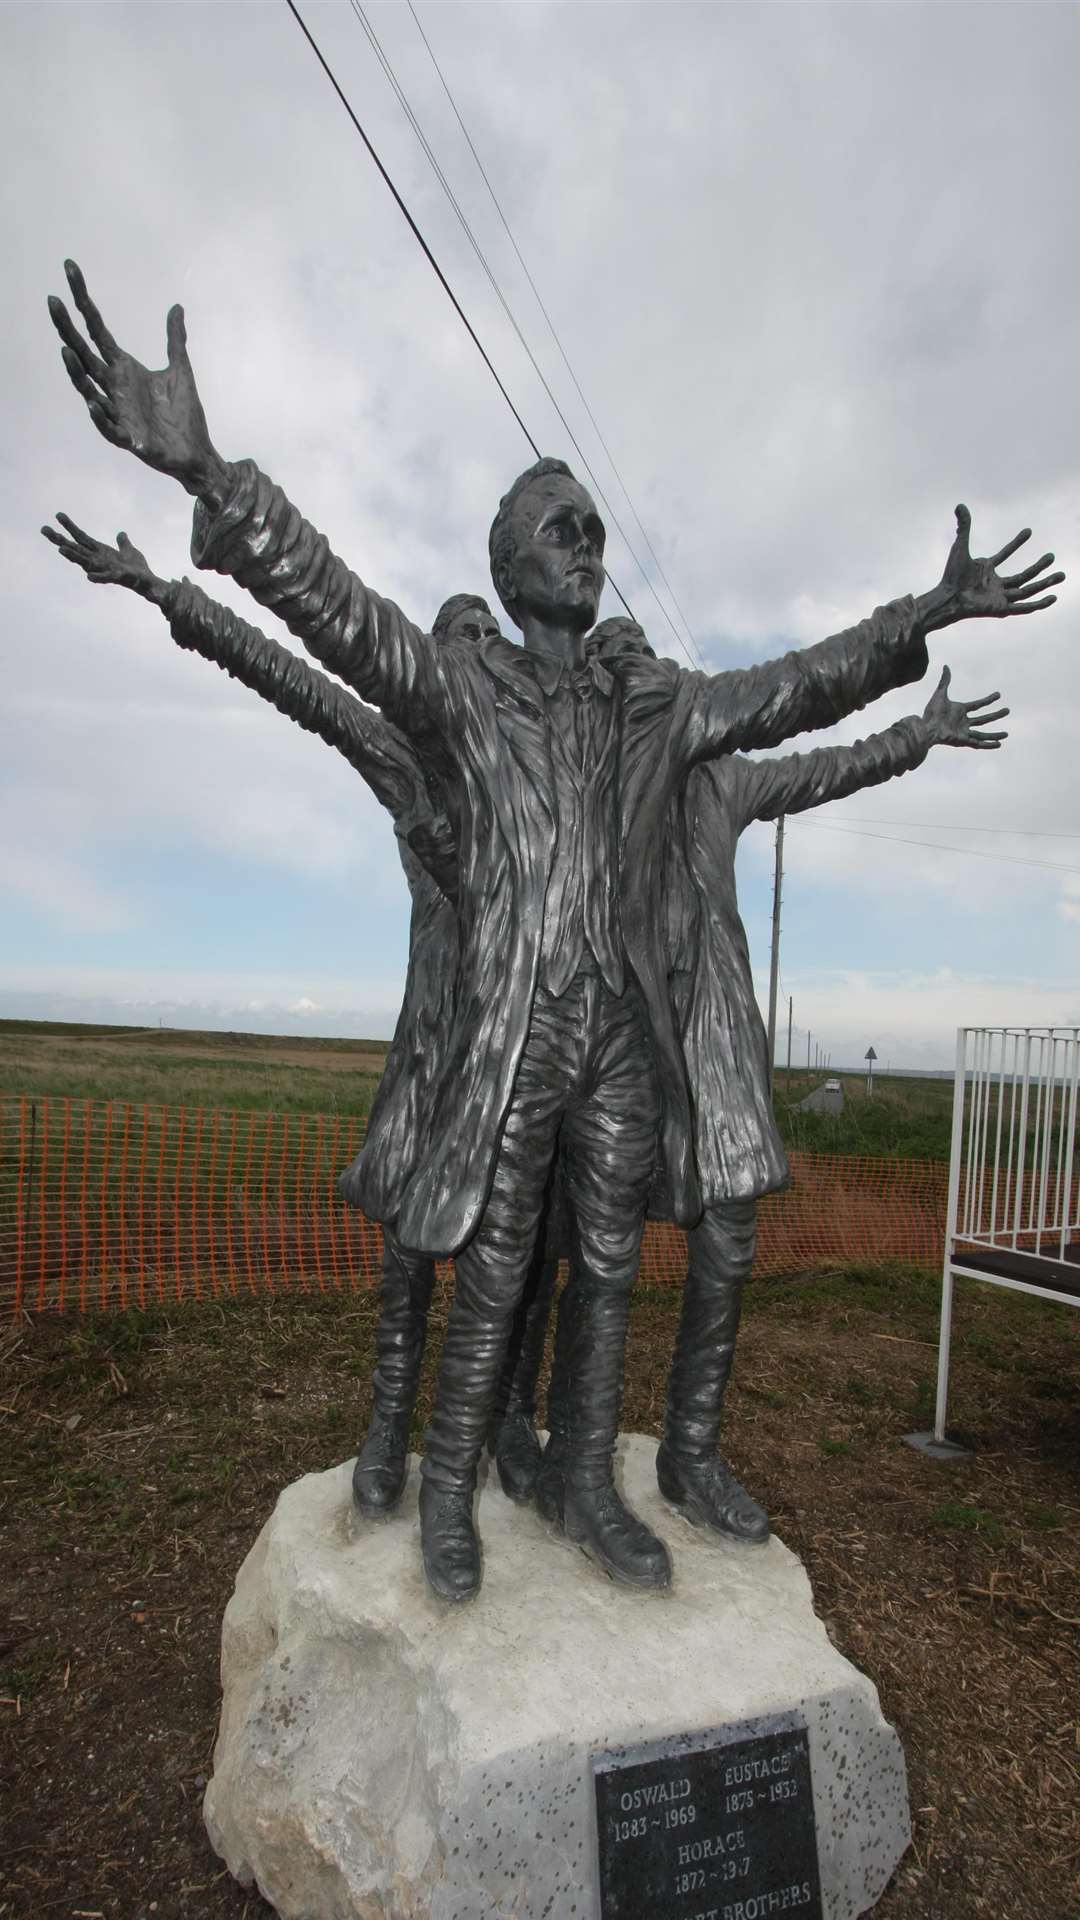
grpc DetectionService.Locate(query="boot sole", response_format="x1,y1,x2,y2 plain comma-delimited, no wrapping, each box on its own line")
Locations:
564,1518,672,1591
661,1489,770,1546
537,1505,565,1533
424,1569,482,1604
352,1467,409,1517
496,1465,541,1505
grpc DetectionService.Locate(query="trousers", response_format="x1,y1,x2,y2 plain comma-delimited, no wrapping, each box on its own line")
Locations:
368,1228,437,1425
422,974,660,1495
664,1198,757,1453
536,1196,759,1452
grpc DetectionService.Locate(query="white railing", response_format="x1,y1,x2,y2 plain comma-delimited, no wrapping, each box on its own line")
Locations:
934,1026,1080,1444
949,1025,1080,1261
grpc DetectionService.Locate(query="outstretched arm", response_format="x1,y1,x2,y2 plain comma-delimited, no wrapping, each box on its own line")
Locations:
735,667,1008,824
676,505,1060,766
46,262,447,728
40,515,448,850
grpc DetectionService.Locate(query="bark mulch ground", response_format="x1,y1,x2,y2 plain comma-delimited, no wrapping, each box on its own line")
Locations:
1,1262,1078,1920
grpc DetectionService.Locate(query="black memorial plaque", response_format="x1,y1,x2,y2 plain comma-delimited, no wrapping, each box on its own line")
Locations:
593,1722,822,1920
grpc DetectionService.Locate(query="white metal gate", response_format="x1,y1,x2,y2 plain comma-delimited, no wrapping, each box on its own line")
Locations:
935,1025,1080,1442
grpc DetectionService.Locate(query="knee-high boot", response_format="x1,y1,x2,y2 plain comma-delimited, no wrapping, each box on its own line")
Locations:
353,1230,436,1515
560,1285,671,1589
490,1245,561,1502
656,1200,769,1543
418,1255,524,1603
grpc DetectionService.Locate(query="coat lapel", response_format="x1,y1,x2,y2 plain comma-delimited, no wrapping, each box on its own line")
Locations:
480,634,557,831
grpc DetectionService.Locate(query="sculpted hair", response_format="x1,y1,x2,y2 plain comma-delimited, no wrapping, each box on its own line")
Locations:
488,456,576,627
590,616,655,660
432,592,493,643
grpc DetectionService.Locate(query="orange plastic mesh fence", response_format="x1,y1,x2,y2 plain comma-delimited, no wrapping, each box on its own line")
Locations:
0,1093,949,1317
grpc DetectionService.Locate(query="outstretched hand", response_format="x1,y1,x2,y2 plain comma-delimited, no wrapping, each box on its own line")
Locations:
47,260,228,504
922,665,1009,749
923,504,1064,630
41,514,168,606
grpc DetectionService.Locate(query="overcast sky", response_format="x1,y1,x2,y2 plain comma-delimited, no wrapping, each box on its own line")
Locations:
3,0,1078,1068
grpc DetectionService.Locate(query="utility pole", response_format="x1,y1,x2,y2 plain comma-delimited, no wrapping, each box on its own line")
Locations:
807,1031,811,1076
786,996,793,1083
765,815,784,1096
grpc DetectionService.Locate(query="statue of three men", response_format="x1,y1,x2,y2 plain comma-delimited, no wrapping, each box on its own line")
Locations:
45,260,1061,1603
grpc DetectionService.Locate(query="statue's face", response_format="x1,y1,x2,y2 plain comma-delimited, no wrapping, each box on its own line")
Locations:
596,623,651,659
444,603,501,646
506,474,606,631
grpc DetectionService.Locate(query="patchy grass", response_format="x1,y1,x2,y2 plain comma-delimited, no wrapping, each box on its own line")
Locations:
1,1265,1078,1919
928,1499,1009,1549
0,1020,388,1117
775,1071,955,1161
3,1025,959,1158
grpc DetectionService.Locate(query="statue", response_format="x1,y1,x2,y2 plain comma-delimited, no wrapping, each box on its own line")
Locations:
490,620,1009,1540
46,259,1062,1603
38,510,511,1520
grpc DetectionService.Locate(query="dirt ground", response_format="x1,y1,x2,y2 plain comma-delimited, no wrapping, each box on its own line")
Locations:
1,1263,1078,1920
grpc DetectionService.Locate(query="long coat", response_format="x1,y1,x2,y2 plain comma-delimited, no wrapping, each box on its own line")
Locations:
164,575,461,1216
191,459,930,1253
661,715,933,1209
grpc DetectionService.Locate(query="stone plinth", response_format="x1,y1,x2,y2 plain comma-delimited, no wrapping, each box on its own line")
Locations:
204,1436,909,1919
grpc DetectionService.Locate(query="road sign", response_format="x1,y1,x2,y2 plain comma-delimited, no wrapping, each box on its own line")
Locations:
865,1047,877,1061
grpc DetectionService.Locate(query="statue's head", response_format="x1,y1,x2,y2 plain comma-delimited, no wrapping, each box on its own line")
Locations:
488,457,606,633
589,616,655,662
431,593,501,646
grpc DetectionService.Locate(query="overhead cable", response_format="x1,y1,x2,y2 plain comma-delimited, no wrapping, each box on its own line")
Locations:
283,4,536,449
406,0,702,664
284,0,638,626
825,815,1080,840
345,0,702,666
796,818,1080,878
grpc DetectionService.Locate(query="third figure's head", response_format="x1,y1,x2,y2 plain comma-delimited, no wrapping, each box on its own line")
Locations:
432,593,502,646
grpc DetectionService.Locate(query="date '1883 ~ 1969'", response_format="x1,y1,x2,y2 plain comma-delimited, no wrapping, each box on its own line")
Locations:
592,1723,822,1920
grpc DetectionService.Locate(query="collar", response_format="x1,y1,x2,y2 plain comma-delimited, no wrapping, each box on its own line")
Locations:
526,647,614,697
476,631,614,698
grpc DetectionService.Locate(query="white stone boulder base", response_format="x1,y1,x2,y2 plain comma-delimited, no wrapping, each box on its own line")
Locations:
205,1436,909,1920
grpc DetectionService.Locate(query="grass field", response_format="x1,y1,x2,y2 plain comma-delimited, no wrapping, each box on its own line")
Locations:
0,1019,389,1120
0,1019,956,1158
774,1069,955,1161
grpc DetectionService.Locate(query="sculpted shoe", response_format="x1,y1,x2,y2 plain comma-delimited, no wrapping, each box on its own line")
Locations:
655,1444,770,1544
352,1410,410,1515
418,1481,482,1603
493,1410,543,1504
563,1483,672,1590
535,1440,567,1531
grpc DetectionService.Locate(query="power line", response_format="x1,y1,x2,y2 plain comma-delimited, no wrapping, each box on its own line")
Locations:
283,2,538,455
825,815,1080,840
285,0,637,627
342,0,700,662
406,0,702,664
796,818,1080,878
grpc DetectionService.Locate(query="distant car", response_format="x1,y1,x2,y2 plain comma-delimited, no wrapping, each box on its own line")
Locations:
824,1078,841,1091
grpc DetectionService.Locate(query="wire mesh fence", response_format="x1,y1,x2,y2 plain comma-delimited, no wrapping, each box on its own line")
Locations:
0,1093,949,1317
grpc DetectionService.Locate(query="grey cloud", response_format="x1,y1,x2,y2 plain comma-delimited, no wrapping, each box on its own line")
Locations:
3,0,1077,1061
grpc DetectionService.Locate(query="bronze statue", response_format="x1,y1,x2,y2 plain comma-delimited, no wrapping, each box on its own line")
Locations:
493,622,1009,1542
46,260,1063,1603
39,511,498,1518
